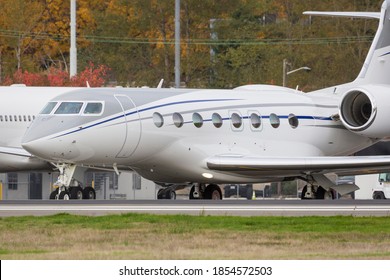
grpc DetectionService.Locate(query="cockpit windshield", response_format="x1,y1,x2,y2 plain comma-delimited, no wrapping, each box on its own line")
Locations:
83,102,103,114
54,102,83,114
40,102,58,114
40,101,104,115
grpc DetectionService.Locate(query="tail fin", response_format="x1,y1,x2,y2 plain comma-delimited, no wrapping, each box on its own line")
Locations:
304,0,390,85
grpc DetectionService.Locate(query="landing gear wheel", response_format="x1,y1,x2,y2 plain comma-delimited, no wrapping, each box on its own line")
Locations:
204,184,222,200
70,187,83,200
301,186,309,200
316,186,334,200
157,189,165,199
58,191,70,200
323,190,335,200
157,189,177,199
83,187,96,199
49,189,59,200
168,190,176,200
189,186,197,200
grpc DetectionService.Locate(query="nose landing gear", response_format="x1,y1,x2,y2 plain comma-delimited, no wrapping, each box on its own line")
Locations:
49,163,96,200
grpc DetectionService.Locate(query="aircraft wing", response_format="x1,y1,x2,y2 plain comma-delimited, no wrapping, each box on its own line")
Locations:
206,155,390,177
0,146,32,157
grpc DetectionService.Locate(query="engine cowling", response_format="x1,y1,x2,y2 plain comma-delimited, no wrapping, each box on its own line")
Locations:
339,85,390,139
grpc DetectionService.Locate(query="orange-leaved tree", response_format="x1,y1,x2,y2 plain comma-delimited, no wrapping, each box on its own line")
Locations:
2,63,110,87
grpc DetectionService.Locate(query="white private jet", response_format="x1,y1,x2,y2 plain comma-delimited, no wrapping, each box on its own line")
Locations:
19,0,390,200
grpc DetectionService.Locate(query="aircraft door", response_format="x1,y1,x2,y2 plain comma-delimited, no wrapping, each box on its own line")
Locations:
114,95,141,158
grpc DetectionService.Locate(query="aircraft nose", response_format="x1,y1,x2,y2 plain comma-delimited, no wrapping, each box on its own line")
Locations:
22,138,52,161
21,114,79,161
21,117,65,161
21,116,54,160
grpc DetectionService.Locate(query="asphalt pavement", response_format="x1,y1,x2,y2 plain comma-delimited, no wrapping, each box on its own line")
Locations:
1,199,390,217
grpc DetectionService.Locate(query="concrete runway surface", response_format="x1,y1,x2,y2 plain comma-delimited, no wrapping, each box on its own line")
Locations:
1,199,390,217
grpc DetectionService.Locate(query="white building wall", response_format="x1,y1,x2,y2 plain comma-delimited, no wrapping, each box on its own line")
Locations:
100,171,157,200
0,173,29,200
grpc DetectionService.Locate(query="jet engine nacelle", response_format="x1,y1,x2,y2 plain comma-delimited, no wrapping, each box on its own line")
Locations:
339,85,390,139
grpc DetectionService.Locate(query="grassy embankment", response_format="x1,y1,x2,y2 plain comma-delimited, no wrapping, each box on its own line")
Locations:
1,213,390,259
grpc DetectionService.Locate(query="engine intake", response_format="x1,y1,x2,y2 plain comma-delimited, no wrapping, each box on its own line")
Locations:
339,85,390,138
339,89,376,131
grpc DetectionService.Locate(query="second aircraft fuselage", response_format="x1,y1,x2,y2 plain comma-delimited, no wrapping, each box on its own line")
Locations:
0,86,80,171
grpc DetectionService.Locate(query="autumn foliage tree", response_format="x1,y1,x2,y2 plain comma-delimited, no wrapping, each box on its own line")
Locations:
0,0,96,79
2,63,110,87
69,63,110,87
0,0,382,90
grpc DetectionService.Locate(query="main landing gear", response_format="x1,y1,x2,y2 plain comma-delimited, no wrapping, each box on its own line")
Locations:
189,184,223,200
300,174,337,200
157,187,177,200
157,184,223,200
301,185,335,200
49,163,96,200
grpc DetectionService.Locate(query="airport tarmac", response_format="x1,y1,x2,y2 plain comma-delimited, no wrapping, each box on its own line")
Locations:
1,199,390,217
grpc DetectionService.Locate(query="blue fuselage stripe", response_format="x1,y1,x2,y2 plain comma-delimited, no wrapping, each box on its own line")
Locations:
52,99,332,139
53,99,239,138
380,51,390,57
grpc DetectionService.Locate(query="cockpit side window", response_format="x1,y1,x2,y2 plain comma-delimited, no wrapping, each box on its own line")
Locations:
54,102,83,114
40,102,58,114
83,102,103,114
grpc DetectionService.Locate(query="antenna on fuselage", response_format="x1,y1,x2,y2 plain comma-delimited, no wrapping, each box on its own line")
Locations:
157,79,164,89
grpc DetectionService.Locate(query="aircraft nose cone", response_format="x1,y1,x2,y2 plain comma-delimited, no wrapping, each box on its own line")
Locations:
22,138,50,160
21,115,60,160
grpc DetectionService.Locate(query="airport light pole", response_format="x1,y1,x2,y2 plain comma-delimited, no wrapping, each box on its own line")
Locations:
175,0,181,88
70,0,77,78
282,59,311,87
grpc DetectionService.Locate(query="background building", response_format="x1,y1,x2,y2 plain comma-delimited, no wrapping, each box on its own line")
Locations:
0,170,157,200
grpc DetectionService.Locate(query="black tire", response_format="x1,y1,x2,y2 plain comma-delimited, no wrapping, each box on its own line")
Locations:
157,188,165,199
157,189,177,199
189,186,197,200
301,186,308,199
316,186,325,199
373,191,386,199
204,184,222,200
83,187,96,199
70,187,83,200
49,189,58,200
168,190,176,200
58,191,70,200
316,186,335,200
